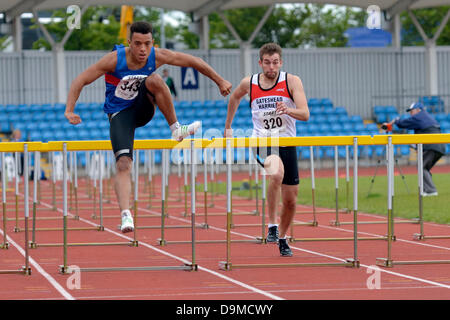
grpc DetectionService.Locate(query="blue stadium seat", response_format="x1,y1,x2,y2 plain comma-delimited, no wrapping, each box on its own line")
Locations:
204,100,214,109
191,100,203,108
434,113,447,122
320,98,333,109
350,115,363,124
66,130,77,141
330,123,343,133
308,98,321,108
334,107,347,115
28,130,41,141
300,147,310,159
77,129,90,140
90,129,102,140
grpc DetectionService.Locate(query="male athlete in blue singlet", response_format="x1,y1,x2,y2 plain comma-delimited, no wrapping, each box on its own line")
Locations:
65,21,232,233
225,43,309,256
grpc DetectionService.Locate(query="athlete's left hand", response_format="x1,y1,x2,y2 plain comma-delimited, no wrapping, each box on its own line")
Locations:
276,101,290,116
218,79,232,96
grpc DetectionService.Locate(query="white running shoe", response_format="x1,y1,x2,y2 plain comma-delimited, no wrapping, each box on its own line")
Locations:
172,121,201,142
120,210,134,233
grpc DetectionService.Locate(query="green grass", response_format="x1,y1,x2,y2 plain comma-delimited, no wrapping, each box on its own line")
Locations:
206,172,450,225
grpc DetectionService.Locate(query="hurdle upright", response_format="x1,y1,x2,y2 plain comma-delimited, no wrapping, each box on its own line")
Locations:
0,143,32,275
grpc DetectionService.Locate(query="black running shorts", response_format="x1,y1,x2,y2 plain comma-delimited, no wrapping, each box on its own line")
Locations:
252,146,299,185
108,79,155,161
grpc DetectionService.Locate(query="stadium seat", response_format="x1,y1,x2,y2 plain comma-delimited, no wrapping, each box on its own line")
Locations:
334,107,347,115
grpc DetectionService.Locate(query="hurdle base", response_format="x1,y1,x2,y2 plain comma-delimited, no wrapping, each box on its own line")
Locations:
158,238,167,246
59,264,196,274
219,259,360,270
13,227,21,233
22,266,32,275
0,267,31,275
376,258,394,268
200,223,209,229
329,220,340,226
345,258,360,268
219,261,232,271
29,242,37,249
413,233,450,240
0,242,9,249
413,233,425,241
255,237,266,244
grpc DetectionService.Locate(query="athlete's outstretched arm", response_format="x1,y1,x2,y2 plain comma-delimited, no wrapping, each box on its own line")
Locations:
65,52,116,124
155,48,232,97
276,74,309,121
224,77,250,137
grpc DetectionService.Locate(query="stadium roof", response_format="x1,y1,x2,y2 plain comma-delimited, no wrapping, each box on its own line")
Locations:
2,0,450,21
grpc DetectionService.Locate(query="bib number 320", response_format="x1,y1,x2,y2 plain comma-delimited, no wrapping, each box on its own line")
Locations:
263,117,283,129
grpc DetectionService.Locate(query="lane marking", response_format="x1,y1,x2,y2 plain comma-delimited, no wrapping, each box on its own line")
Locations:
34,200,284,301
0,228,75,300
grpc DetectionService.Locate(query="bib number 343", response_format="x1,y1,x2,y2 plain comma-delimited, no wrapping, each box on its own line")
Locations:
115,75,146,100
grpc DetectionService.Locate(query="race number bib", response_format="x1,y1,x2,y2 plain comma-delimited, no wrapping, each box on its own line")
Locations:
115,75,147,100
258,110,286,135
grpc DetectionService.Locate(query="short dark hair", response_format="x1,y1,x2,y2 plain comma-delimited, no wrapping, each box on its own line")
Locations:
259,43,282,61
130,21,153,39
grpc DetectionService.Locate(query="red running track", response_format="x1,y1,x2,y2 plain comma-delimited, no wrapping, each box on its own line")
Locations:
0,171,449,300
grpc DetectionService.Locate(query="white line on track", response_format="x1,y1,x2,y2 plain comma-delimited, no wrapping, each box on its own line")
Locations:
34,200,284,301
0,228,75,300
168,202,450,290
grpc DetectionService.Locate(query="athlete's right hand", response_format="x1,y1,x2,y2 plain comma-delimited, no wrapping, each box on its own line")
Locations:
65,111,82,125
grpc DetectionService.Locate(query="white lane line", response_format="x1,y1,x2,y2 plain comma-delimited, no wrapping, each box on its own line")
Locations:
188,203,450,290
35,200,284,301
0,228,75,300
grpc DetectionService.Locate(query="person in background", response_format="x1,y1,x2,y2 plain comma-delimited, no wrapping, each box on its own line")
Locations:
163,68,177,99
383,102,445,196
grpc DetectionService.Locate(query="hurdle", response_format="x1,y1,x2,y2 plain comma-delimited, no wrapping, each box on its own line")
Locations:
219,137,360,271
158,139,263,246
30,142,132,249
0,143,32,275
289,138,387,243
334,143,421,227
137,149,205,245
296,145,348,219
28,151,103,249
377,137,450,268
59,139,197,273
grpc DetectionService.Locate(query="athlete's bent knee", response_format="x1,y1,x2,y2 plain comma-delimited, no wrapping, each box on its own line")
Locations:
265,155,284,179
145,73,164,91
116,156,132,173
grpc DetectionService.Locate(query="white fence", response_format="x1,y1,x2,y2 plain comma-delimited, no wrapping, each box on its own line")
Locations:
1,46,450,119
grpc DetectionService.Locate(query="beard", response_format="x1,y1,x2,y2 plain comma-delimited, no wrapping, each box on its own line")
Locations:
264,70,278,80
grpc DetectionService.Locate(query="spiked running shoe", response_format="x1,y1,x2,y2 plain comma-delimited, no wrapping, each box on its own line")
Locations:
278,238,293,257
172,121,201,142
266,225,279,243
120,211,134,233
